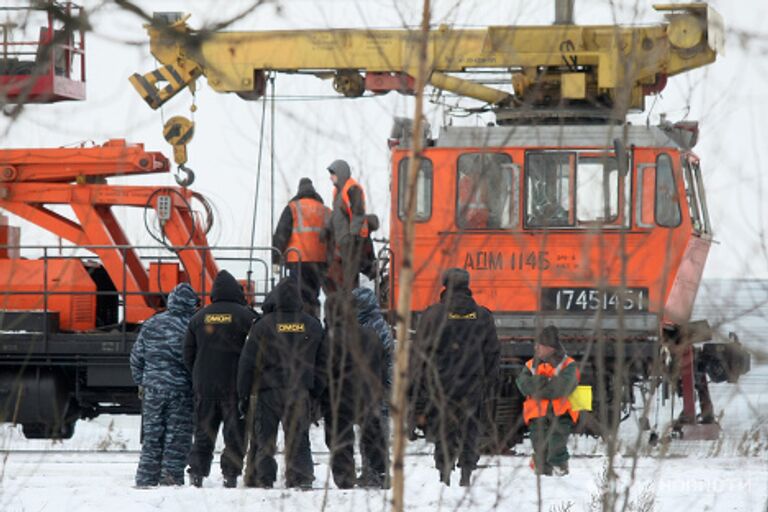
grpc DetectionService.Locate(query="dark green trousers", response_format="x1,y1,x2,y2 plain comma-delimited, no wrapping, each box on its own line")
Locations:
529,414,573,473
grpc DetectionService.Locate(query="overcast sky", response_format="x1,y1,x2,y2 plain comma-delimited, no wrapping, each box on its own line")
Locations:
2,0,766,279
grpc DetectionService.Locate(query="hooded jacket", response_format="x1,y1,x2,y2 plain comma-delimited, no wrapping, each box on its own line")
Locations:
412,283,500,402
314,309,385,410
272,179,327,264
328,160,366,246
184,270,260,398
130,283,198,394
237,277,323,397
352,287,394,391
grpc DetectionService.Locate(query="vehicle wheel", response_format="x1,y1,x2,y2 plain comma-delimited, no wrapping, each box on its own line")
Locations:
22,423,48,439
58,421,76,439
22,421,76,440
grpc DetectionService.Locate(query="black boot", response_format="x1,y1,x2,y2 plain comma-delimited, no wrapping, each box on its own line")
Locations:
335,476,356,490
439,469,451,486
459,468,472,487
223,475,237,488
357,468,384,489
245,479,273,489
287,479,314,490
189,474,204,488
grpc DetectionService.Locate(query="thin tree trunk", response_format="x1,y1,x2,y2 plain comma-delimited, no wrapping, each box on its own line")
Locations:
390,1,430,511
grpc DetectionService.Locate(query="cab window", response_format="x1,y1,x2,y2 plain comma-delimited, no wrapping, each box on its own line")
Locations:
398,157,432,222
456,153,515,229
691,161,711,234
655,153,682,227
576,156,621,225
525,151,626,228
682,158,710,234
525,152,573,227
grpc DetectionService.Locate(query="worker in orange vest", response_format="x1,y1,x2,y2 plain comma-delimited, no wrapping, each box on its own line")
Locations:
272,178,330,316
516,325,580,476
326,159,369,292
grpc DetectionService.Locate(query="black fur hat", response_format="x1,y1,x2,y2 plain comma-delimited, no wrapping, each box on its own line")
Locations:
537,325,563,351
442,268,470,290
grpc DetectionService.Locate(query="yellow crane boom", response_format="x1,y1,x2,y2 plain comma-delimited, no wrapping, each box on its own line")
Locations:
131,3,722,116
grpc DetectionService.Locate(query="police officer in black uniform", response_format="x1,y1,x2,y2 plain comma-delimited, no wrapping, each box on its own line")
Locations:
317,294,388,489
237,277,323,489
184,270,259,488
411,268,500,487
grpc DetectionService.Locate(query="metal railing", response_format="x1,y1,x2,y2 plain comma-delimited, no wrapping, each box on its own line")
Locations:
0,243,283,350
0,3,85,82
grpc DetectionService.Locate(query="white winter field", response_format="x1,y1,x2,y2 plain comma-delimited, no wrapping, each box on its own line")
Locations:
1,280,766,512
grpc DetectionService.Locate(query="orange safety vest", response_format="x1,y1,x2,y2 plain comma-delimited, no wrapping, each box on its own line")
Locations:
286,198,329,263
333,178,369,238
458,174,489,228
522,356,580,425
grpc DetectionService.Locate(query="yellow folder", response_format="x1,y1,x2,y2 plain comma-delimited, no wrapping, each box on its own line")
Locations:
568,385,593,412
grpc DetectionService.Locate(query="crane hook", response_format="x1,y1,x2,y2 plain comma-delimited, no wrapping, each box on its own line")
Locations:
175,164,195,187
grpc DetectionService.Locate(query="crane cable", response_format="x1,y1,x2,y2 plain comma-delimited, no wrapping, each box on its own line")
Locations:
247,73,274,279
143,188,214,305
270,73,276,239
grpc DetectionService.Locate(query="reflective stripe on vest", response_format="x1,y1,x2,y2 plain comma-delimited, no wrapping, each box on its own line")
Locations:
522,356,581,425
286,198,329,263
333,178,369,238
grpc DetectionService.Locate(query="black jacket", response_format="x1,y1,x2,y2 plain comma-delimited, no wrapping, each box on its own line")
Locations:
412,285,500,402
272,181,325,264
315,320,385,408
237,277,323,398
184,270,259,398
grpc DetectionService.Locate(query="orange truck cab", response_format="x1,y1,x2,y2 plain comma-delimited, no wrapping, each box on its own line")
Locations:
389,121,749,445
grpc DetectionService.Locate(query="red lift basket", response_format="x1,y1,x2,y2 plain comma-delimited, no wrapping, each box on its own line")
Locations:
0,2,85,103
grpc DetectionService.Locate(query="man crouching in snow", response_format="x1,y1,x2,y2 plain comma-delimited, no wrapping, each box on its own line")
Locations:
130,283,198,487
516,325,580,477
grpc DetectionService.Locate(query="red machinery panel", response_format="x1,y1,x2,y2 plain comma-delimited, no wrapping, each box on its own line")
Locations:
148,261,185,296
0,214,20,259
0,259,96,331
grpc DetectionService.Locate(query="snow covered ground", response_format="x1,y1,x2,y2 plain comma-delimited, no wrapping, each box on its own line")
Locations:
1,280,766,511
1,418,765,512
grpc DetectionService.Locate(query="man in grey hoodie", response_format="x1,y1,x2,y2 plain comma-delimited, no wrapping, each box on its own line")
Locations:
326,159,368,292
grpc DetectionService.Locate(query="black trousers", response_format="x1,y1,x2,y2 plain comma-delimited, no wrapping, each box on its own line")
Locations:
246,389,314,486
340,235,364,290
286,262,326,309
322,391,387,486
428,395,481,474
188,396,245,478
359,409,387,476
326,235,364,294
